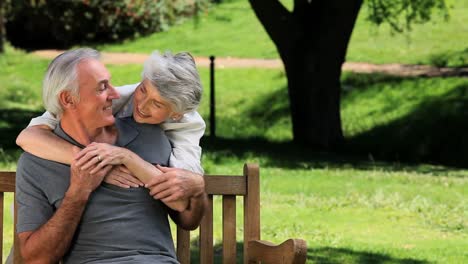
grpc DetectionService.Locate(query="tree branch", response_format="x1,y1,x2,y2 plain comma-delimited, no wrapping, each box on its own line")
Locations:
248,0,294,56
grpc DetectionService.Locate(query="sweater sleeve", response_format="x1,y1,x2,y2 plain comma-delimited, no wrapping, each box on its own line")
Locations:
161,111,206,174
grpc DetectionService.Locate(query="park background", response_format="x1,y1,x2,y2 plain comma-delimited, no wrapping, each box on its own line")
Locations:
0,0,467,263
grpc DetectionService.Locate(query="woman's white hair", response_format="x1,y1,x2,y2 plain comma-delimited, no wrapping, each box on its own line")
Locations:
142,51,202,113
42,48,101,117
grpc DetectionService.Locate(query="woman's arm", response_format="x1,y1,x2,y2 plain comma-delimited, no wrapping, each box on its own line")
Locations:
17,125,142,188
16,125,75,164
145,165,208,230
162,111,206,174
76,143,189,212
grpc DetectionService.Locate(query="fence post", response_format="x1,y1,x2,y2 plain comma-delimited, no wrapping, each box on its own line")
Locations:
209,55,216,138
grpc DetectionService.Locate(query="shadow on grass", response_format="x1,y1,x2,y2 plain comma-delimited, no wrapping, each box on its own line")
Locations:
201,136,466,176
346,81,468,168
0,108,43,150
186,240,429,263
308,247,429,264
204,72,468,170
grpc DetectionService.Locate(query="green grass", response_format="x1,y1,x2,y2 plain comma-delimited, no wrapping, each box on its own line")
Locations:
97,0,468,67
0,49,467,263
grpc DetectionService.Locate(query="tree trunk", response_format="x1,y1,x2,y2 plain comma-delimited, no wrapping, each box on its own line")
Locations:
249,0,362,149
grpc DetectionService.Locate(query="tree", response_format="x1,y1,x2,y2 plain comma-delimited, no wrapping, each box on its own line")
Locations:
248,0,447,149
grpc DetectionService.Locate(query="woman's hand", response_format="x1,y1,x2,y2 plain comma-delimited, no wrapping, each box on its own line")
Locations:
75,142,129,174
104,165,144,188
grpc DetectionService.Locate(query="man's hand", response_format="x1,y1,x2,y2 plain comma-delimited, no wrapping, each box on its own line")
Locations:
104,165,144,188
74,142,128,173
145,165,205,203
69,147,112,200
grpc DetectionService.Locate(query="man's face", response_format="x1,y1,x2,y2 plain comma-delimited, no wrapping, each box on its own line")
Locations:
74,59,120,129
132,79,175,124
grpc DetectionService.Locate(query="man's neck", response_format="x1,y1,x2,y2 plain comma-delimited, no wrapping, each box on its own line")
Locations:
60,114,117,146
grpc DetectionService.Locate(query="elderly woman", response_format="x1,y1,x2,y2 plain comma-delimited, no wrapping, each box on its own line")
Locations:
16,50,206,211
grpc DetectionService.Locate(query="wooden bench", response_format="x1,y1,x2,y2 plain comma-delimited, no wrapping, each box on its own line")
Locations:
0,163,307,263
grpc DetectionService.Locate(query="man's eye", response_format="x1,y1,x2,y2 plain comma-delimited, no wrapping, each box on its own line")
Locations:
99,83,108,91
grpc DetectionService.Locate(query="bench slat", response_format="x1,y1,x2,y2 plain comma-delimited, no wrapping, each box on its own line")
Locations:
176,227,190,264
222,195,237,264
0,172,16,192
199,194,213,264
0,192,3,264
243,164,260,263
205,176,246,195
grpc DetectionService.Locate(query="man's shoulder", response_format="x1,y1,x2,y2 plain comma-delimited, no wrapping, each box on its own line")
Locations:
17,152,68,180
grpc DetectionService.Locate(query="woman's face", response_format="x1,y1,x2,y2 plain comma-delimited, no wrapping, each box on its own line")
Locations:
132,79,175,124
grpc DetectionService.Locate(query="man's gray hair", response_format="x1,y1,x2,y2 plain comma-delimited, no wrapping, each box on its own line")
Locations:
42,48,101,117
142,51,202,113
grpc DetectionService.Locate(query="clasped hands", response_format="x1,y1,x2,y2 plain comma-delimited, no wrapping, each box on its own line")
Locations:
70,142,205,210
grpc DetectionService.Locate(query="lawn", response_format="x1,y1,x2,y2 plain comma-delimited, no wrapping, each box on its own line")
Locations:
0,49,466,263
97,0,468,67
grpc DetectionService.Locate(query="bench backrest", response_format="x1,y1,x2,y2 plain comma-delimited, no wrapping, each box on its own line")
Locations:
0,163,260,264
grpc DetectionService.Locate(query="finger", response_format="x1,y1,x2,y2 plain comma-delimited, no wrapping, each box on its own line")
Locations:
119,166,131,174
81,156,101,170
117,174,140,188
161,193,183,203
153,188,174,200
102,165,113,175
76,150,99,167
75,146,97,161
108,179,131,188
155,164,176,173
144,175,168,188
124,175,144,187
116,177,138,188
71,146,82,156
149,182,172,197
90,160,109,174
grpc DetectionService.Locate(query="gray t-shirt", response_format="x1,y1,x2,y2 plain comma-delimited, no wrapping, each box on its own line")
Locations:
16,117,178,263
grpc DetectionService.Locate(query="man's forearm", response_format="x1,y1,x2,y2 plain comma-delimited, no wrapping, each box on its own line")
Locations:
19,187,89,262
172,192,209,230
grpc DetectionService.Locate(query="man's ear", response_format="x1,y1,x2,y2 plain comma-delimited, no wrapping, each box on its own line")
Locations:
59,91,77,109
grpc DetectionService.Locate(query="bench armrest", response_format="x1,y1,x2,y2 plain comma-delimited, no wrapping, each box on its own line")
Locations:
247,238,307,264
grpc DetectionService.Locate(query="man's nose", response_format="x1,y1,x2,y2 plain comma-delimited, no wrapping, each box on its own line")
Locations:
108,84,120,99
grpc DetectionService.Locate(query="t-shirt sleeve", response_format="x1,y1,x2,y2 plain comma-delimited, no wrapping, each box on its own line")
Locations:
15,155,55,233
161,111,206,174
27,111,59,129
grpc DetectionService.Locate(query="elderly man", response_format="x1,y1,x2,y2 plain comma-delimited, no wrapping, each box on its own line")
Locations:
15,48,207,263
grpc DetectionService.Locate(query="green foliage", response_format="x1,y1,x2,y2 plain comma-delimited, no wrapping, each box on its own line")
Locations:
6,0,209,49
366,0,449,32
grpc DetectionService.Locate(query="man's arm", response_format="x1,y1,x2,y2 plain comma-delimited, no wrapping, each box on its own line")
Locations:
19,185,89,263
18,148,111,262
145,165,208,230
